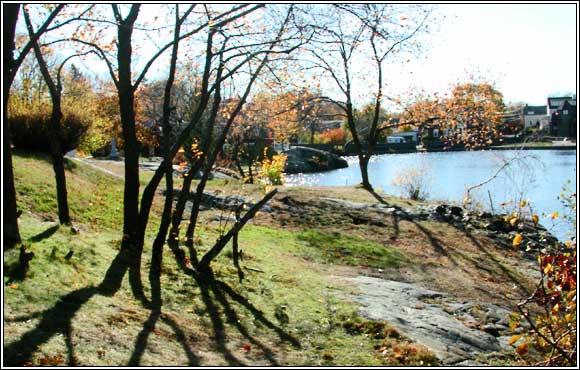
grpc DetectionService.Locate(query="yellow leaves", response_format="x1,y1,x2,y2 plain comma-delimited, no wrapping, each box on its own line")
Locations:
508,334,521,346
509,217,518,227
550,212,559,220
543,263,553,275
190,142,203,160
551,303,560,314
519,199,527,208
531,214,539,226
512,233,523,247
178,146,185,153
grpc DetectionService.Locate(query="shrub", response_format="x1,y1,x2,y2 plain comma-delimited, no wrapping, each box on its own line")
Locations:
511,189,576,366
317,128,346,144
391,163,432,201
258,151,287,186
9,109,88,153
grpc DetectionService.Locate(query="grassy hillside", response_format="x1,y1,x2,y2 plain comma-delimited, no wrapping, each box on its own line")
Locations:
4,151,534,366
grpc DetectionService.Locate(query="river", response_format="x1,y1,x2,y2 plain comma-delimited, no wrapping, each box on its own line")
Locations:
286,149,577,241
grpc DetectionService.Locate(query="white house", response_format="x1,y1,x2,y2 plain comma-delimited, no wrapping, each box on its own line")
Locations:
522,105,549,130
391,130,420,143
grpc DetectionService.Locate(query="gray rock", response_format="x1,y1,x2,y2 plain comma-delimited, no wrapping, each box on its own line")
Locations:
283,146,348,174
211,213,237,224
346,276,508,365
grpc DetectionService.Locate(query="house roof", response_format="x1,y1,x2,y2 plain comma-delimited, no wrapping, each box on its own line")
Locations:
561,99,577,108
523,105,547,115
548,97,573,109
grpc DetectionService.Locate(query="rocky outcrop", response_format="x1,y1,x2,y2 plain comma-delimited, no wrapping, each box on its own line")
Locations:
169,188,564,259
283,146,348,174
347,277,523,365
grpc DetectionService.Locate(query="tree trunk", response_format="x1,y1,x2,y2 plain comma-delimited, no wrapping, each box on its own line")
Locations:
247,157,254,184
27,26,71,225
50,117,71,225
115,5,146,303
148,5,188,307
358,154,373,191
197,189,277,271
3,4,22,249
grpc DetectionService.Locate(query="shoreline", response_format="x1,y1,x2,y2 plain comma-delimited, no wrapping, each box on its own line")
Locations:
340,144,576,156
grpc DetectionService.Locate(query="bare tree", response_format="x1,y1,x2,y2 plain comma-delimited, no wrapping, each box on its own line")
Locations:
302,4,431,193
3,4,87,247
166,5,311,277
22,7,96,226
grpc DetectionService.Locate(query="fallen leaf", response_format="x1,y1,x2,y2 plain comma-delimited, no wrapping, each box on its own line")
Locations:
508,334,521,346
516,342,529,356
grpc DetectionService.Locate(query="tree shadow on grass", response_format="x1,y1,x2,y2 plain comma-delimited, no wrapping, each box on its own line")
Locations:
449,224,532,298
5,242,300,367
2,250,129,366
372,180,532,298
28,224,59,243
124,269,300,367
3,285,98,366
190,271,301,366
367,188,460,266
163,237,301,365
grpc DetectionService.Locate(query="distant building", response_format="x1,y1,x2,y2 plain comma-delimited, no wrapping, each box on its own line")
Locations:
319,119,343,131
391,130,420,143
522,105,549,130
547,97,573,116
549,98,577,138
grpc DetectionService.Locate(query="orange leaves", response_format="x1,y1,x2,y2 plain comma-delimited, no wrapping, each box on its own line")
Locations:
508,334,521,346
401,82,505,148
516,342,529,356
318,128,346,144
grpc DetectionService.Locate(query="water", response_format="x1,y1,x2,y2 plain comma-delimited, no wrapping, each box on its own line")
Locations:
286,150,577,241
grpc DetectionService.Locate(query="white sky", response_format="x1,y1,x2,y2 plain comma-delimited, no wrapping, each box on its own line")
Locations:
384,3,577,106
16,3,577,107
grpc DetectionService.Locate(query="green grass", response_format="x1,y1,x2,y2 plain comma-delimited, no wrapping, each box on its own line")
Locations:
4,214,122,310
296,229,408,268
6,150,415,366
13,150,125,231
